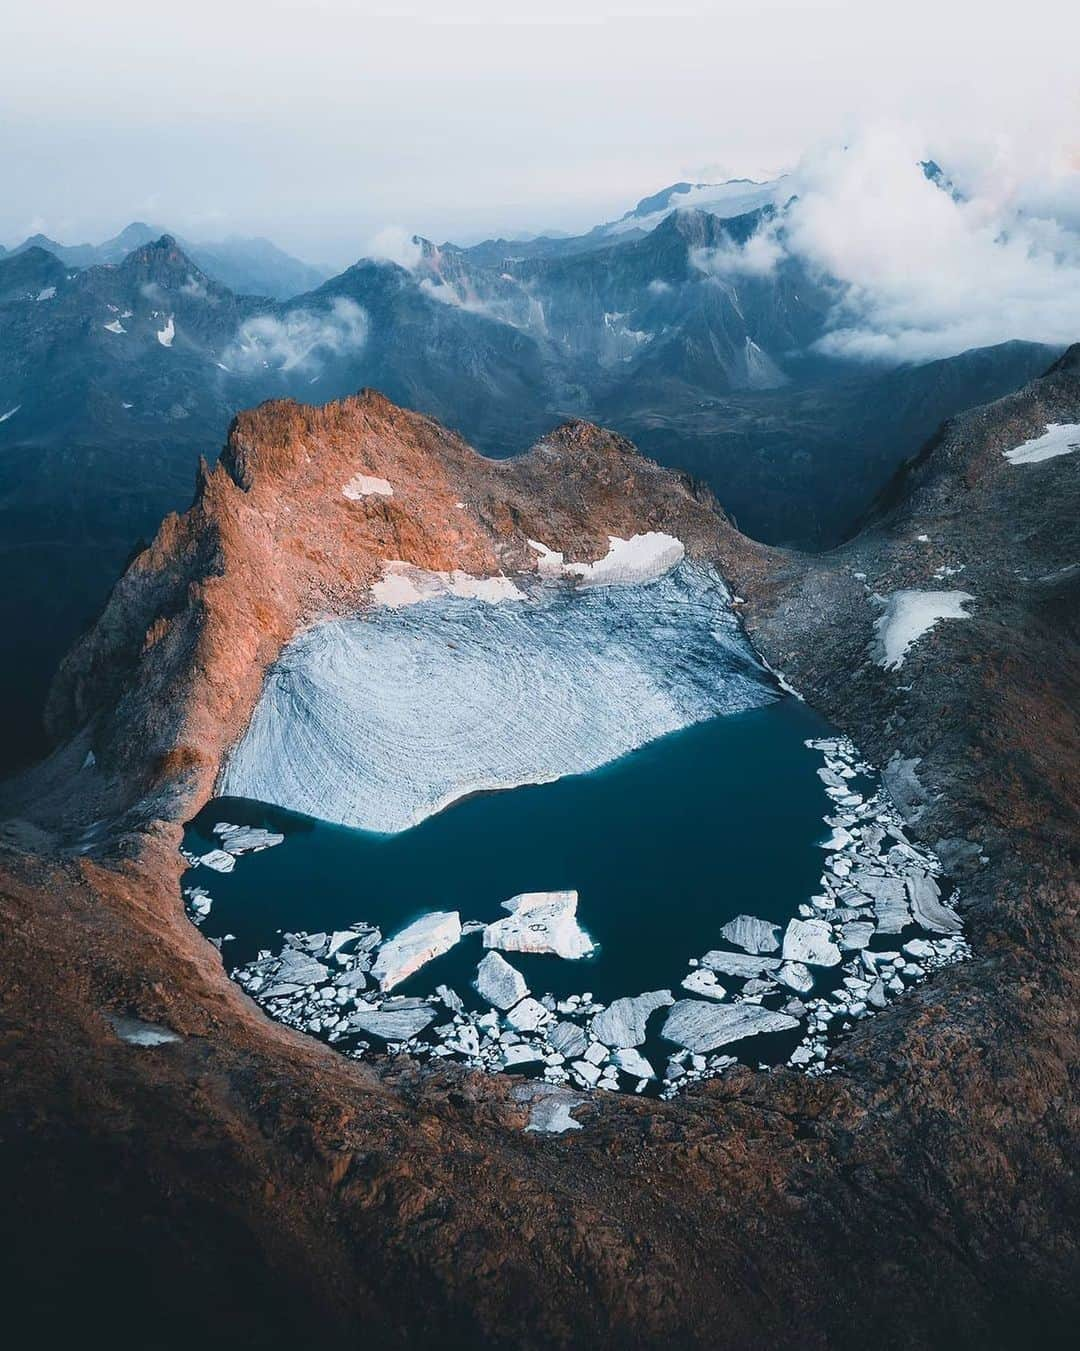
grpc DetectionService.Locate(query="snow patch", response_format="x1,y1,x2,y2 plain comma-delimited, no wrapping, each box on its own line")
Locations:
1003,423,1080,465
343,473,394,500
873,590,974,671
36,286,56,301
0,405,20,423
562,533,685,587
372,561,525,609
103,319,126,334
156,316,175,347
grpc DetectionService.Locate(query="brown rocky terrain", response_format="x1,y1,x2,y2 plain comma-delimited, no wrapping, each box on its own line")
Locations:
0,356,1077,1349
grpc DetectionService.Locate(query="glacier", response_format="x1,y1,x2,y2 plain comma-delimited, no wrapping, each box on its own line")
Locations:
220,561,776,833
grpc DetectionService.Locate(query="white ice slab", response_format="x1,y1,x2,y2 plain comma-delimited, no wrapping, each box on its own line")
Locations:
1003,423,1080,465
371,911,461,991
483,891,594,960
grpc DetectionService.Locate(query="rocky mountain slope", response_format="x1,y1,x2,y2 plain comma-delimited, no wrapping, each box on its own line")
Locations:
4,220,330,298
0,355,1077,1348
0,209,1059,773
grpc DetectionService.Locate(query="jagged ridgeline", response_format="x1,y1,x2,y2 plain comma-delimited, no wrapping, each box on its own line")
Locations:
0,187,1058,771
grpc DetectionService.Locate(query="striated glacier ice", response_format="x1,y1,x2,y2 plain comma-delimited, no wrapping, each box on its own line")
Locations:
220,562,776,832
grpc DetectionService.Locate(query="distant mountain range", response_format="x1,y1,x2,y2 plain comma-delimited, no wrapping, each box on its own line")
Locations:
0,178,1065,769
0,221,331,299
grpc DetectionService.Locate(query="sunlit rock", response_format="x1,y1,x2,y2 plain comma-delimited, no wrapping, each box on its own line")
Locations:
720,915,781,954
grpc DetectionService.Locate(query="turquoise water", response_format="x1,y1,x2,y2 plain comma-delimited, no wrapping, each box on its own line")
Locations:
186,697,841,1068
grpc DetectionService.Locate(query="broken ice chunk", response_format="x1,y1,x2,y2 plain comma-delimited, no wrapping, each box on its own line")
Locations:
371,911,462,991
483,891,595,960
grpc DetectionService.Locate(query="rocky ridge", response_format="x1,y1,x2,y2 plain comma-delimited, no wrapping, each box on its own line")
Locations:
1,356,1078,1348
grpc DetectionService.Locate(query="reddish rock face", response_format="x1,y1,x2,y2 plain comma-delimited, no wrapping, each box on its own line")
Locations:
37,390,738,827
1,362,1078,1350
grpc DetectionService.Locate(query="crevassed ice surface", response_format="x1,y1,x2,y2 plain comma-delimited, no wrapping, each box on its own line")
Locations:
221,562,775,832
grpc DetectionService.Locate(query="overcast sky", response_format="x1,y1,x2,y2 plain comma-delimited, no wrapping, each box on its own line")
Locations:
3,0,1078,267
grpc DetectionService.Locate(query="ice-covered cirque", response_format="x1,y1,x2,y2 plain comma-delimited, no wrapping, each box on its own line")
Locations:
221,560,773,832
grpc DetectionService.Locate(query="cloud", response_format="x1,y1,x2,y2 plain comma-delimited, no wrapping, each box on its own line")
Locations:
223,297,367,373
365,225,423,271
689,220,785,280
781,125,1080,363
418,276,462,306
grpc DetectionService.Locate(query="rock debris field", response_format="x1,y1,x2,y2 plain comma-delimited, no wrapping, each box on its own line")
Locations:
183,735,969,1115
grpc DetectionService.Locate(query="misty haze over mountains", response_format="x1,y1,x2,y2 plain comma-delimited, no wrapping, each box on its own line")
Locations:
0,140,1076,768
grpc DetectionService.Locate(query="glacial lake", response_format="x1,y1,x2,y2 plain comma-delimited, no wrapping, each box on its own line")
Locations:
185,696,851,1073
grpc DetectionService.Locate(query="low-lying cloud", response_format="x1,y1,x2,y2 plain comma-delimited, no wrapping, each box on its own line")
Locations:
224,297,368,374
365,225,423,271
781,125,1080,363
690,220,785,281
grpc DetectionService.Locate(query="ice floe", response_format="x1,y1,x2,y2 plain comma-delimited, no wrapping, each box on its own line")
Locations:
484,891,595,960
782,918,841,967
475,952,529,1009
1003,423,1080,465
343,473,394,499
197,729,971,1101
590,990,673,1047
213,823,284,854
873,590,974,671
371,911,461,991
221,561,773,832
720,914,780,954
661,1000,798,1053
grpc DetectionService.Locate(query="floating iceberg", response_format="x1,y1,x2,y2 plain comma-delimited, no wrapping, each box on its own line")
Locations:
221,562,775,832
